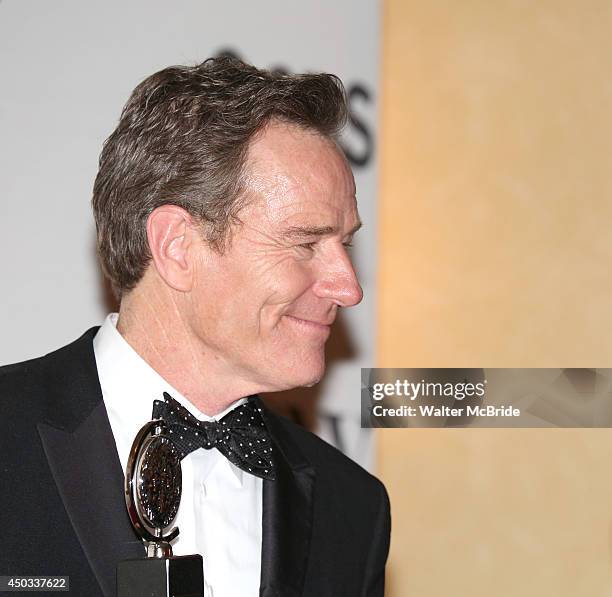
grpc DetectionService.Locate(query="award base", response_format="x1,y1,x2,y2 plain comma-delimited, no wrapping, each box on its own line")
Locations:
117,554,204,597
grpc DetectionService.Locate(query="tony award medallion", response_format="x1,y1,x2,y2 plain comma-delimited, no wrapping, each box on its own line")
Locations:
117,419,204,597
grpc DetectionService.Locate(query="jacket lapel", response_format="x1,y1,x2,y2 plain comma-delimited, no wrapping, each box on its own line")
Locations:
36,328,142,597
258,399,316,597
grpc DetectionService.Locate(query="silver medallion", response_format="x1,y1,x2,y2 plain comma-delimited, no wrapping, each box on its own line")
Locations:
125,420,182,557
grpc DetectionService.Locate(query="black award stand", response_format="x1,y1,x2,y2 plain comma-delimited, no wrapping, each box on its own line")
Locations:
117,419,204,597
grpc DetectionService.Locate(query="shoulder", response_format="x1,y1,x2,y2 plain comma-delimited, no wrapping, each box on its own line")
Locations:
0,327,100,419
0,353,48,417
267,408,388,503
0,351,47,382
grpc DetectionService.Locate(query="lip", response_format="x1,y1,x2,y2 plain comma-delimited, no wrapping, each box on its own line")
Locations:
284,315,333,335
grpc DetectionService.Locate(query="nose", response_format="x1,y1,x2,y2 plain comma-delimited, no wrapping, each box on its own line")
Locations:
312,247,363,308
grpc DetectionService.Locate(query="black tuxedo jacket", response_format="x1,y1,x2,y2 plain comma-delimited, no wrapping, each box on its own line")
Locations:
0,328,390,596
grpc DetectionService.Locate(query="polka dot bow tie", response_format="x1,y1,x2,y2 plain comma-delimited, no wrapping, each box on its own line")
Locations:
151,392,276,481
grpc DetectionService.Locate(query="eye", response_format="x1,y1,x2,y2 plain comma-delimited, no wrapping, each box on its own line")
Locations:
298,241,317,251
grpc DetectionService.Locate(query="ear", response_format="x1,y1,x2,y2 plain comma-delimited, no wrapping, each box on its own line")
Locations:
146,205,198,292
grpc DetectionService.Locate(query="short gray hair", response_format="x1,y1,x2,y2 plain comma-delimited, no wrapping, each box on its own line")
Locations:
92,56,348,296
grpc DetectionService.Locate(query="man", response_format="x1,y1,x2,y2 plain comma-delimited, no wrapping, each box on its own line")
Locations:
0,57,390,596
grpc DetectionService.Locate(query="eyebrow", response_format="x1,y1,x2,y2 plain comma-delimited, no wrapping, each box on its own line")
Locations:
281,221,363,241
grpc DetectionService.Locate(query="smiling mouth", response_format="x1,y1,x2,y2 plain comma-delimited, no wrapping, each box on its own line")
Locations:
284,315,333,334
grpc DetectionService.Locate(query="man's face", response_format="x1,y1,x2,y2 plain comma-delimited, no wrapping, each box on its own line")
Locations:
187,121,362,392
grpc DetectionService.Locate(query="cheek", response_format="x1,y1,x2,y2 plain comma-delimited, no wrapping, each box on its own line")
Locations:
276,264,313,296
257,263,314,324
200,249,315,339
189,265,249,336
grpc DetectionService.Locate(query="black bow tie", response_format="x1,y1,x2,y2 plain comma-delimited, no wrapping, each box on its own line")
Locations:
151,392,276,481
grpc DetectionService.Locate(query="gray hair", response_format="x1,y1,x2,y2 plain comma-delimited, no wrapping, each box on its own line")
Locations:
92,56,348,296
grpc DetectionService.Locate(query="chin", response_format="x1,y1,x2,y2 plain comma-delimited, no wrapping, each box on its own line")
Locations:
300,373,324,388
273,356,326,390
294,361,326,388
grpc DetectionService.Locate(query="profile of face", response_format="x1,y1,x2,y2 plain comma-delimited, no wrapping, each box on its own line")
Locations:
186,121,362,393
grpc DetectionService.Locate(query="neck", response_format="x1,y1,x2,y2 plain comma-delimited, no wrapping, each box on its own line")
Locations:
116,278,265,417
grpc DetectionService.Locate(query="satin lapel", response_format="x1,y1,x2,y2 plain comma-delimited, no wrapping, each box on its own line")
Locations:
258,400,316,597
36,328,142,597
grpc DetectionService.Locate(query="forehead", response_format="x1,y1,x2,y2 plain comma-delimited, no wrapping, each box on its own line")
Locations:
241,121,358,229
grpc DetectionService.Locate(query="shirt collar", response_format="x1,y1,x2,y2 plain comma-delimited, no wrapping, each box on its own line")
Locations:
93,313,246,485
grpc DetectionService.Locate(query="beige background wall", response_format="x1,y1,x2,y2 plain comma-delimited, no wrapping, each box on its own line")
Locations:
378,1,612,595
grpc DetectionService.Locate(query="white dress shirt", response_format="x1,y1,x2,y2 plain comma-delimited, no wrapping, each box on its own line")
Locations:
93,313,262,597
